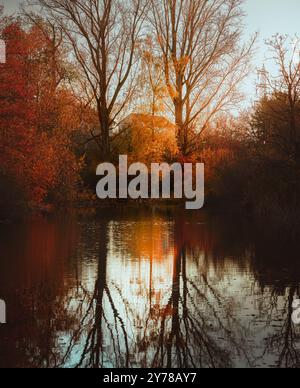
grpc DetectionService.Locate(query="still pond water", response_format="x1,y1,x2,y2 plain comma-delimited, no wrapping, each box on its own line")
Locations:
0,209,300,368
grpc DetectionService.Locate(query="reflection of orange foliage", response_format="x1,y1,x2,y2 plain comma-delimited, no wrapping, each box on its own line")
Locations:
149,304,175,318
160,305,175,317
1,216,79,290
113,217,174,262
108,217,176,310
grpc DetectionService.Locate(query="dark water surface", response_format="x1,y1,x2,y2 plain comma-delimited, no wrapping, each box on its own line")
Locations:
0,209,300,368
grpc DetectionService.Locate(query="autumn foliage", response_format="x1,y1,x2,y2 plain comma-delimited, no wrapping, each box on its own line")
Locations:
0,22,82,211
116,114,179,165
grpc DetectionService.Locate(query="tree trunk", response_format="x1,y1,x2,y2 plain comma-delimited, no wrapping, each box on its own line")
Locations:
175,100,187,156
97,101,111,161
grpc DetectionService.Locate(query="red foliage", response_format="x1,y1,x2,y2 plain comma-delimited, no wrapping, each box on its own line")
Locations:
0,23,81,209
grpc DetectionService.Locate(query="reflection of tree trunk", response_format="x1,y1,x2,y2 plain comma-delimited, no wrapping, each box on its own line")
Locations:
75,221,109,368
167,247,182,368
263,283,300,368
166,216,188,368
164,217,238,368
279,285,300,368
93,222,108,367
149,217,154,309
149,255,153,308
90,220,130,368
182,248,188,319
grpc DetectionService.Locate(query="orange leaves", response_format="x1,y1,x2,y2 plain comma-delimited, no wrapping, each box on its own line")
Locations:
118,113,179,165
0,22,83,210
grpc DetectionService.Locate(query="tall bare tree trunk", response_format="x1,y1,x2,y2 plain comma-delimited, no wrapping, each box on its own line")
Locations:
36,0,148,160
150,0,255,156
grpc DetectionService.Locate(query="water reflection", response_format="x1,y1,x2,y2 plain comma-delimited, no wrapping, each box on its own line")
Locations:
0,210,300,368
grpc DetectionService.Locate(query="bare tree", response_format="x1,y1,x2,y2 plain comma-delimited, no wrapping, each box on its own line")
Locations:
262,35,300,163
136,36,169,116
30,0,149,159
149,0,256,155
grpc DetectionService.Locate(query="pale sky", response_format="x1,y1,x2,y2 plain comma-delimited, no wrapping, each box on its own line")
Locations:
245,0,300,65
243,0,300,103
1,0,300,104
